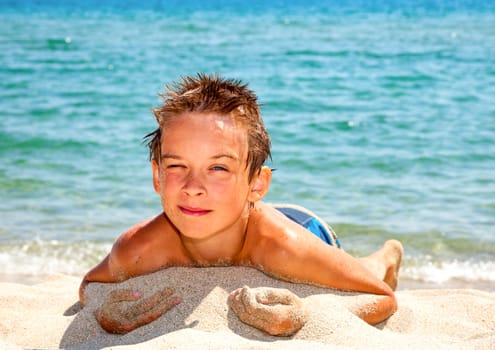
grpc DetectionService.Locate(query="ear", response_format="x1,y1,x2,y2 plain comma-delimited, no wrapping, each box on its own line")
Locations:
151,159,160,194
247,166,272,203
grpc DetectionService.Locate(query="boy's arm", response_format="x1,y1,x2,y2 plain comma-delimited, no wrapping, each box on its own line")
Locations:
250,211,397,324
79,250,128,306
259,239,397,324
79,256,108,306
79,219,152,306
79,246,183,334
79,213,188,306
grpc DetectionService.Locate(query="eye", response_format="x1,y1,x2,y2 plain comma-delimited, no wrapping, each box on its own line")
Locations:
166,164,186,169
211,165,228,172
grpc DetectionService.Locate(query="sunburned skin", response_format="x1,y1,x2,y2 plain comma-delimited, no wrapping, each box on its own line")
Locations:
88,239,402,335
228,277,402,337
252,239,400,333
92,243,402,336
80,75,404,335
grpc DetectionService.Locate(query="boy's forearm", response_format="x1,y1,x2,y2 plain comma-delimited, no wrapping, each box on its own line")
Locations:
79,277,90,306
79,255,114,306
269,247,394,298
79,272,105,306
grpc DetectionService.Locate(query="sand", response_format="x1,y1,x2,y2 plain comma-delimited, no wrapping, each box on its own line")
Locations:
1,267,494,350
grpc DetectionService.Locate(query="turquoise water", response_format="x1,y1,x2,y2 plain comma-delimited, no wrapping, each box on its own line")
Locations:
1,1,494,289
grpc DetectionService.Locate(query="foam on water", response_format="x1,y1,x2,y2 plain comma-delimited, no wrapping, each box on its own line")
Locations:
403,256,495,285
0,239,112,281
0,239,494,290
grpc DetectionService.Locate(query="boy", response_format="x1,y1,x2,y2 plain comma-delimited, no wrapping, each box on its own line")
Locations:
80,73,403,333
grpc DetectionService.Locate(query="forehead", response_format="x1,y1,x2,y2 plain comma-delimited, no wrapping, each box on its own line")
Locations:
160,112,249,157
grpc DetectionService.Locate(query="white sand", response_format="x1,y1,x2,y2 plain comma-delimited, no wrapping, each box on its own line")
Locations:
1,267,494,350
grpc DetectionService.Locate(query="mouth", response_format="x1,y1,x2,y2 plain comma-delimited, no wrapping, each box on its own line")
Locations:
179,206,212,217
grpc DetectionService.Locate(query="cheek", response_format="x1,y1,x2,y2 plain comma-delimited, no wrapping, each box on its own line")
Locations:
219,179,251,203
160,174,183,194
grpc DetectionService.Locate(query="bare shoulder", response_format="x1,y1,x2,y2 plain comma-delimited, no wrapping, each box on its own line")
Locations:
80,213,187,302
243,203,342,278
109,213,191,279
111,215,162,255
244,203,309,263
247,202,309,240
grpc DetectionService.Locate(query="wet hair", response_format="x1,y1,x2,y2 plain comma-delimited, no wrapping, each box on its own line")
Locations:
144,73,271,180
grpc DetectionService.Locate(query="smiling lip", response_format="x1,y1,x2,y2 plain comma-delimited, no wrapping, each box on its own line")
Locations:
179,206,211,216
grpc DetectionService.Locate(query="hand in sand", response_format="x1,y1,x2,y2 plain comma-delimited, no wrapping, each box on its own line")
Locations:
229,286,308,336
94,287,182,334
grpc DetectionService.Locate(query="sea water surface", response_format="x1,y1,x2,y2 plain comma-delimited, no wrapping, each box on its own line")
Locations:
1,0,494,289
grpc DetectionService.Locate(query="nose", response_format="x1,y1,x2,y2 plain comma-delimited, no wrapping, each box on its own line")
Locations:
182,171,206,197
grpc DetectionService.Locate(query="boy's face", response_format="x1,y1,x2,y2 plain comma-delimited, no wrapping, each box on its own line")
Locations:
152,112,261,240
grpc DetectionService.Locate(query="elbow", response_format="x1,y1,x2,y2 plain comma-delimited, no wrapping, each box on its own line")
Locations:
386,293,398,319
370,293,397,325
357,293,398,326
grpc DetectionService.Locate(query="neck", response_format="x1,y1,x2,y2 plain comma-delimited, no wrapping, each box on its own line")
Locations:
179,218,249,266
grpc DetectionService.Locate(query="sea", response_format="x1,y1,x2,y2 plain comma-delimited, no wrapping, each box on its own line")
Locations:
1,0,494,290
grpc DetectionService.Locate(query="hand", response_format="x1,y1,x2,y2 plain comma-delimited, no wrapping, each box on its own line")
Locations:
94,287,182,334
228,286,308,336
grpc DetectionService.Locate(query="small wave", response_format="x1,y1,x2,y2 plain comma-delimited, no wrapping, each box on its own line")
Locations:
46,37,73,49
0,239,112,281
1,239,494,290
402,255,495,289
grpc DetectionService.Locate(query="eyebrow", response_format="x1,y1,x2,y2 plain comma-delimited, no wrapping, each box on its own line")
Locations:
160,153,181,160
160,153,240,161
212,153,240,161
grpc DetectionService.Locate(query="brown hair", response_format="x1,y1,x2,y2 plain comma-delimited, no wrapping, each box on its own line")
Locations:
144,73,271,180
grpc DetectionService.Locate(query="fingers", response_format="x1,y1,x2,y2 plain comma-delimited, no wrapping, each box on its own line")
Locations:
94,286,182,334
132,287,176,315
229,288,248,317
133,292,182,329
229,286,308,337
106,289,142,303
94,307,136,334
131,287,182,320
256,288,300,306
97,285,309,337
